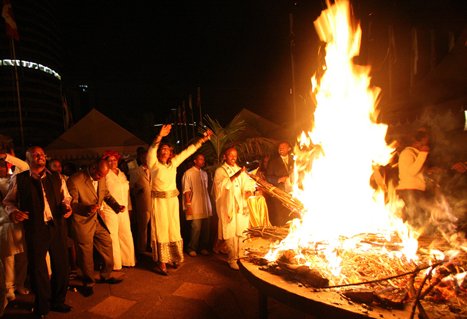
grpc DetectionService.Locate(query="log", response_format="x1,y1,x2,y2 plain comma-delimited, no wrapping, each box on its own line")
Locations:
374,288,408,309
342,290,375,304
293,265,330,288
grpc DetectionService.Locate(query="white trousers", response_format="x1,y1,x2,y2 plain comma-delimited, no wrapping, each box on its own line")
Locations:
2,252,28,292
225,236,243,263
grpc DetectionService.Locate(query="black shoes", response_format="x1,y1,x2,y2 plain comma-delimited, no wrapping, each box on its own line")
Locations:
50,303,72,313
153,263,168,276
103,277,123,284
96,276,124,284
78,286,94,297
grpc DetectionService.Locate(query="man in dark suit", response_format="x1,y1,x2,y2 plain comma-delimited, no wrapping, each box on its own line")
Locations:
3,146,72,318
66,159,124,297
129,147,152,257
266,141,294,226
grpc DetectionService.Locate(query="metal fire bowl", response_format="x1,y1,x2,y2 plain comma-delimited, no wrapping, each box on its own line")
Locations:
239,237,411,319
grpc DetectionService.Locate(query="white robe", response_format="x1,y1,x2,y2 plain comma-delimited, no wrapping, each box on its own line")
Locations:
0,155,28,258
213,163,256,240
147,143,199,262
102,169,135,269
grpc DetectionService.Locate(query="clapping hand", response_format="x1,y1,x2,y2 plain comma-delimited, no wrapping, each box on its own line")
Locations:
11,210,29,222
88,204,100,216
63,204,73,218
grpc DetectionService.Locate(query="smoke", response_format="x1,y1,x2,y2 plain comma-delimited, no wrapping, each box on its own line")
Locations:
393,108,467,246
416,108,466,166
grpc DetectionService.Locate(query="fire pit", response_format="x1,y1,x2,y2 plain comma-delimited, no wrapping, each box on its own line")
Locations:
240,237,411,319
240,236,466,319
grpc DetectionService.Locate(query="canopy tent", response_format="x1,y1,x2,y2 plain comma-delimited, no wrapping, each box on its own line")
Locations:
46,108,148,164
230,108,293,141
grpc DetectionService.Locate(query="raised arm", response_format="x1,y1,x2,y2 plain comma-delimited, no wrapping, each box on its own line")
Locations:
1,153,29,174
147,124,172,169
172,129,213,167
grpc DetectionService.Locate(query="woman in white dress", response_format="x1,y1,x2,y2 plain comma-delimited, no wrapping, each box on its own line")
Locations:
101,151,135,270
147,124,212,275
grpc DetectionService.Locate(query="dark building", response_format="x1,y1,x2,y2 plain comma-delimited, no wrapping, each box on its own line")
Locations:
0,0,64,151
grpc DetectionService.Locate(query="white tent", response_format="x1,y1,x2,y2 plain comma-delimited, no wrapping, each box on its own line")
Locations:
46,108,148,164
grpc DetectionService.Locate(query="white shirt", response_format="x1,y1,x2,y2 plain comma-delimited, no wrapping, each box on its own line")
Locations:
182,166,212,220
3,170,71,222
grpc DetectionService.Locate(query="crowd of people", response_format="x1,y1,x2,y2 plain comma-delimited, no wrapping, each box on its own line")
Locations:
0,125,465,318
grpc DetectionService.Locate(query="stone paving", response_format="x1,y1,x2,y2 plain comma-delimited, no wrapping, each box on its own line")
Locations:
3,253,312,319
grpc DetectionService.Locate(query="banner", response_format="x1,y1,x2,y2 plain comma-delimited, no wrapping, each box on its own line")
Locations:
1,0,19,41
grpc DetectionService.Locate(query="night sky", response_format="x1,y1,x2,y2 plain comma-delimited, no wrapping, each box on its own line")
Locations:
59,0,323,135
58,0,466,141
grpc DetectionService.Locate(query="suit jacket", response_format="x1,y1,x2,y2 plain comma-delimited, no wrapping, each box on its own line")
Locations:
129,165,152,214
266,154,294,190
67,170,121,240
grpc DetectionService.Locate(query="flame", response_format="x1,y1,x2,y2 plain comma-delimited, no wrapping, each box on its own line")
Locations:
265,0,419,284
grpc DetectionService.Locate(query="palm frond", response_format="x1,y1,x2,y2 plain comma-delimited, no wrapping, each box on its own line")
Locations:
202,114,248,164
235,137,276,162
199,115,278,172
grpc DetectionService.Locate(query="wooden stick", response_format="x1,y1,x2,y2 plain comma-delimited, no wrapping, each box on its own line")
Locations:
322,261,444,289
410,264,437,319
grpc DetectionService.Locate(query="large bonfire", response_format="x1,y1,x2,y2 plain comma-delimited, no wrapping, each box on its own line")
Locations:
248,0,466,316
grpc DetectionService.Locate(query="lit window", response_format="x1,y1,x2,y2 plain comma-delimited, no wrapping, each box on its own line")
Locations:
0,59,61,80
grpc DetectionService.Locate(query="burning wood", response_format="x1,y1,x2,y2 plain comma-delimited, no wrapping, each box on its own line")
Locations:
247,173,304,214
244,238,466,318
247,226,290,241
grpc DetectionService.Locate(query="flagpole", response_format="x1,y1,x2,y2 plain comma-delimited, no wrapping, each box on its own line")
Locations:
10,38,24,149
182,100,188,145
188,94,195,138
197,86,202,127
177,104,183,145
289,13,297,125
171,107,179,145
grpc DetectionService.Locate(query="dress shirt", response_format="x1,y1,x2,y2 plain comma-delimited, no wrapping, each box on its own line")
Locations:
3,169,71,222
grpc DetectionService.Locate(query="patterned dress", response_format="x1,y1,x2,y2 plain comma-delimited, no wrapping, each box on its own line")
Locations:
147,142,200,264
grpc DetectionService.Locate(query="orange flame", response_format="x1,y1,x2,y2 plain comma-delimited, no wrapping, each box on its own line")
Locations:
265,0,419,281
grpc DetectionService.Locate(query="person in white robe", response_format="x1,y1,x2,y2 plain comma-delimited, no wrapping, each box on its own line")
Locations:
147,124,212,275
213,147,256,270
101,151,135,270
0,152,29,303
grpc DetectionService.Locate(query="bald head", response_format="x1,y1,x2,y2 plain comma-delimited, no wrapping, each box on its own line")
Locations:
223,147,238,167
277,142,291,157
26,146,47,170
90,159,110,181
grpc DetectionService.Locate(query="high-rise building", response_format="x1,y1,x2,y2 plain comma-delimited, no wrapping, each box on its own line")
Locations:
0,0,63,151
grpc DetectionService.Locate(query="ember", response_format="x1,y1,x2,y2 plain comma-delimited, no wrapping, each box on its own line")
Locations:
243,0,467,318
